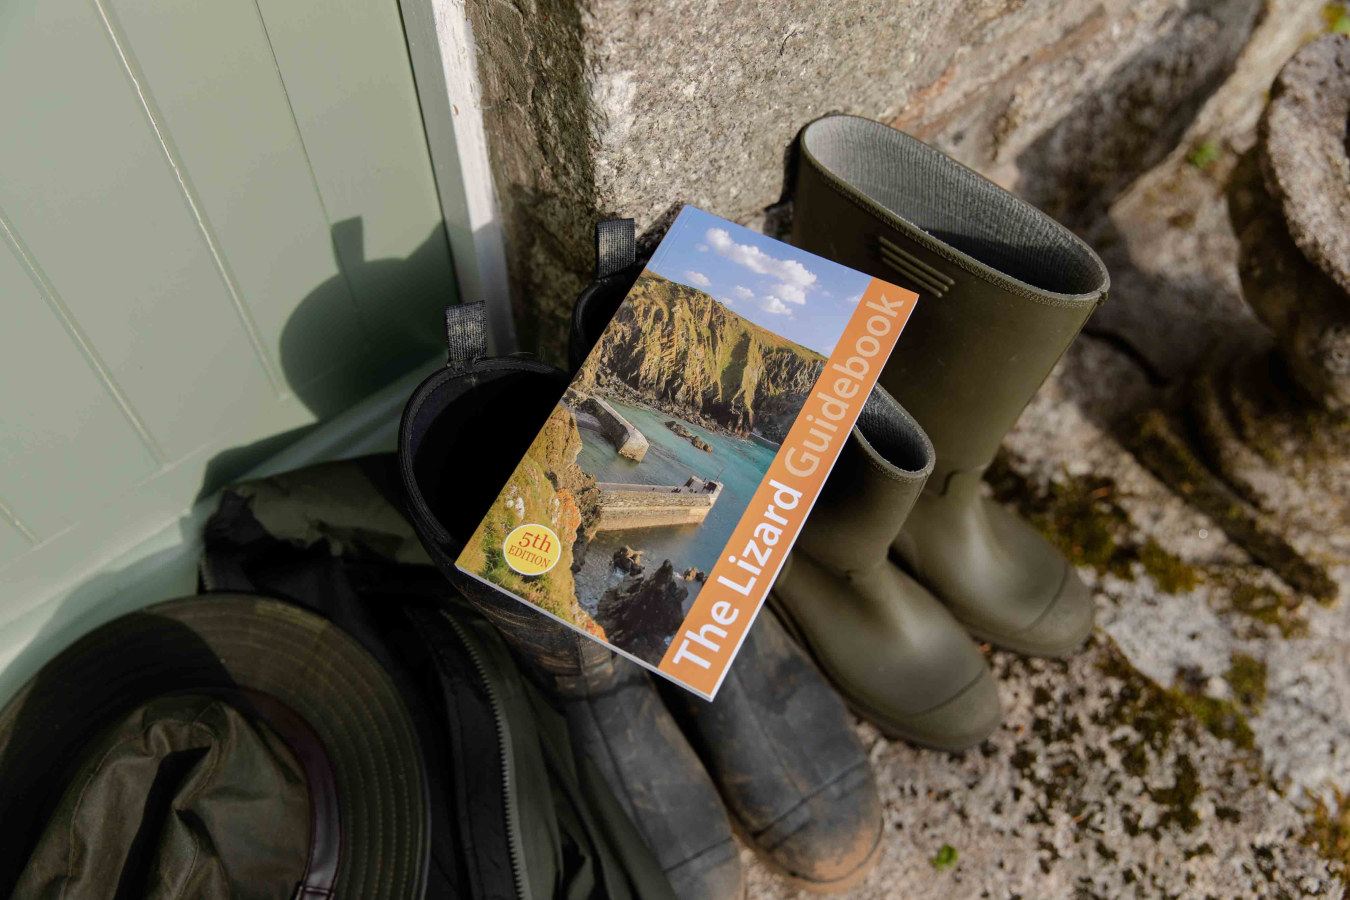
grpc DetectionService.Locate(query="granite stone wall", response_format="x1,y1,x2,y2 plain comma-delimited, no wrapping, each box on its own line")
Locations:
463,0,1273,362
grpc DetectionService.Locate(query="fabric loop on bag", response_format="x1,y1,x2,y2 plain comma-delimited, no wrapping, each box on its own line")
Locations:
595,219,636,279
445,302,489,372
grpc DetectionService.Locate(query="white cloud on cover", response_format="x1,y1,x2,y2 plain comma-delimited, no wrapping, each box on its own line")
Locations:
706,228,817,295
684,270,711,287
774,283,807,306
759,295,792,316
732,285,754,299
842,292,864,306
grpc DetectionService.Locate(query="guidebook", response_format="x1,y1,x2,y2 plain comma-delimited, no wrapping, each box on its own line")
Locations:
456,206,918,699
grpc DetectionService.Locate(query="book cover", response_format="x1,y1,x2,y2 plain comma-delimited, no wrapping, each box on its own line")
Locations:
456,206,917,699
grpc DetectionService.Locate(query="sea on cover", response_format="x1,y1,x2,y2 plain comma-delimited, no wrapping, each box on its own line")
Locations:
572,398,777,615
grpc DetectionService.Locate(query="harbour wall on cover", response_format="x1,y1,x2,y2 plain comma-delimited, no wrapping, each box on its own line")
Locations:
594,478,723,531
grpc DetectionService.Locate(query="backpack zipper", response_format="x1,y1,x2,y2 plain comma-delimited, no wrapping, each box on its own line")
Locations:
441,612,528,900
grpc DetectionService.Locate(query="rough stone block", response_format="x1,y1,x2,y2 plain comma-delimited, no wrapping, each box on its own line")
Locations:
464,0,1277,364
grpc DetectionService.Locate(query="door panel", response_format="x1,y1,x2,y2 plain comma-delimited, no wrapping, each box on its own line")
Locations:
255,0,456,360
0,0,279,461
0,0,455,627
0,216,161,540
110,0,372,395
0,518,29,569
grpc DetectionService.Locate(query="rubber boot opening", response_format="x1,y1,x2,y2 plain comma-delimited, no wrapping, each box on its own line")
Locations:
802,116,1108,297
409,368,567,544
856,391,932,475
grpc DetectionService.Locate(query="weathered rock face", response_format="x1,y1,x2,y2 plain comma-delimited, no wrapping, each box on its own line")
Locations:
1123,35,1350,614
576,272,824,436
1072,0,1327,379
1260,34,1350,298
783,334,1347,900
1230,34,1350,411
596,558,688,665
612,545,644,575
1009,0,1263,229
665,420,713,451
1228,149,1350,409
463,0,1285,363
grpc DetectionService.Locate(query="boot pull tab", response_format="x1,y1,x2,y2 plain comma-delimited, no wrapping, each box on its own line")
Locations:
595,218,636,278
444,302,489,372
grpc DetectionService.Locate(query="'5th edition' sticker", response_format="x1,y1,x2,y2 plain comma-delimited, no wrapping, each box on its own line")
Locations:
502,523,561,576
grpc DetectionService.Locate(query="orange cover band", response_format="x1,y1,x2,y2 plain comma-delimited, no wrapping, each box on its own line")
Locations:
658,278,917,698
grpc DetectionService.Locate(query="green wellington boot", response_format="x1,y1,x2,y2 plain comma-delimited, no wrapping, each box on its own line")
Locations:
770,386,1002,751
792,115,1111,658
571,220,883,891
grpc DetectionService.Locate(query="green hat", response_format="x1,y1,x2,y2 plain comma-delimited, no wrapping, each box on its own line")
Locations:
0,593,429,899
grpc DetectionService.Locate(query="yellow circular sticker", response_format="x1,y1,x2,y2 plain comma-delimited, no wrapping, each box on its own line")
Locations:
502,523,561,576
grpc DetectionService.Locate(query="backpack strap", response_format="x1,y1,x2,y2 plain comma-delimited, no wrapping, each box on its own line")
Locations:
595,218,636,278
444,302,489,372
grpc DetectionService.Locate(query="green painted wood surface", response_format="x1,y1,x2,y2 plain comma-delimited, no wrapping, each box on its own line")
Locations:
0,362,438,708
0,0,455,623
0,223,161,541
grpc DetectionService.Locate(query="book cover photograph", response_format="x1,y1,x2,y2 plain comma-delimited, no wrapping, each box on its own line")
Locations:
456,206,917,698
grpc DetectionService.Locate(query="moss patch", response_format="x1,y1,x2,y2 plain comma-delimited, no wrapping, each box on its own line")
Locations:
989,444,1325,645
1138,538,1201,594
1128,408,1337,601
930,844,959,871
1150,754,1203,831
986,452,1201,593
1304,788,1350,871
1096,646,1188,758
1223,580,1309,639
1171,692,1255,751
1096,640,1259,765
1185,139,1222,171
1324,3,1350,34
1226,652,1268,714
1093,643,1260,838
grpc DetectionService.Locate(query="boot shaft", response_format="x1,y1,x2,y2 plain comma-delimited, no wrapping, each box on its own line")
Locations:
398,308,615,687
793,115,1109,480
796,387,932,576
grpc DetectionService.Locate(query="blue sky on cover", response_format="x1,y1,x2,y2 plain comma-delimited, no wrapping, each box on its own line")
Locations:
644,205,872,357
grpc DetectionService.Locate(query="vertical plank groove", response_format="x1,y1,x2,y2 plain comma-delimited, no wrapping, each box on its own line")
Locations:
91,0,287,398
0,497,38,547
0,205,167,466
247,0,373,350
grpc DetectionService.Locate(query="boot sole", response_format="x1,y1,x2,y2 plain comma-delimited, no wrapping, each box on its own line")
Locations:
766,593,999,752
955,565,1095,659
730,813,883,895
959,619,1092,659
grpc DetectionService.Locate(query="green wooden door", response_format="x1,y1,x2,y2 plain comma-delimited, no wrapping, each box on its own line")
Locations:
0,0,455,631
